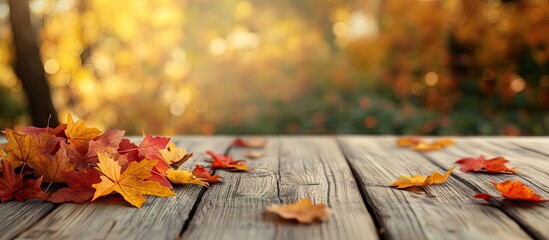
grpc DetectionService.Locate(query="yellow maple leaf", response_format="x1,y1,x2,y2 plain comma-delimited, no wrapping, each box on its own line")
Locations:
1,129,41,169
266,198,333,223
27,142,75,183
92,153,175,208
160,142,193,166
391,167,455,189
65,113,101,151
165,168,209,187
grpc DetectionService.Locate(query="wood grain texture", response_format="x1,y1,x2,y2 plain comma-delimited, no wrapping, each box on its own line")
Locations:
0,201,54,240
424,138,549,238
337,136,533,240
181,137,379,240
14,136,232,240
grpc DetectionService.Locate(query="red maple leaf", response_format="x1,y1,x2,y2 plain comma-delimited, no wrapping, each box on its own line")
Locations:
193,165,222,184
118,138,140,162
0,161,48,202
206,151,247,171
138,135,170,161
48,168,101,203
455,155,515,173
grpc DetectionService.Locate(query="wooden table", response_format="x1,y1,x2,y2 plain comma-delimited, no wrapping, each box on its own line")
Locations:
1,136,548,240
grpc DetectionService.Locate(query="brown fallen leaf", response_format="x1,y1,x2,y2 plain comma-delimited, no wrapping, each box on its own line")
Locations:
266,198,333,224
245,151,265,159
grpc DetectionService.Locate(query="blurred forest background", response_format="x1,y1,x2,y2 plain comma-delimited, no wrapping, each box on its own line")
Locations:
0,0,547,135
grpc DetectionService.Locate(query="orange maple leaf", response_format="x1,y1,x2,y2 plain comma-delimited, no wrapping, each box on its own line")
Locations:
92,153,175,208
1,129,41,169
27,143,75,183
160,142,193,167
267,198,333,223
475,180,548,202
165,168,209,187
65,113,101,152
391,167,455,188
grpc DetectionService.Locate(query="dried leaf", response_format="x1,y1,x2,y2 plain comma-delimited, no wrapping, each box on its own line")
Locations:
65,113,101,152
267,198,333,223
192,165,222,184
232,138,267,148
396,137,421,147
475,180,548,202
69,129,125,170
455,155,515,173
0,161,48,202
92,153,175,208
160,142,193,167
48,168,101,203
397,137,454,152
411,142,442,152
165,169,209,187
207,151,247,171
27,143,75,183
138,134,170,161
391,167,455,188
2,129,41,169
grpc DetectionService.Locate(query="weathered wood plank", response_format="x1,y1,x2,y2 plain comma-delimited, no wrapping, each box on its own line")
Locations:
424,138,549,238
181,137,379,240
15,136,232,240
337,136,532,240
0,201,54,240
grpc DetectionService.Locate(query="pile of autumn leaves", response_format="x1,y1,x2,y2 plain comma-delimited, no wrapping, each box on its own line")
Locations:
395,137,548,203
0,114,243,208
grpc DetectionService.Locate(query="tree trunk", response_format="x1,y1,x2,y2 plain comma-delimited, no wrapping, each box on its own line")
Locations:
8,0,59,127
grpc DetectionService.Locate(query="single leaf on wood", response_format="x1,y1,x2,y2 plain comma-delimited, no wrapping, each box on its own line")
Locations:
192,165,222,184
92,153,175,208
232,138,267,148
1,129,41,168
455,155,515,173
396,137,454,152
160,142,193,167
474,180,549,202
207,151,247,171
266,198,333,224
0,161,48,202
27,142,75,183
165,169,209,187
391,167,455,189
48,168,101,203
65,113,101,152
138,134,170,161
396,137,421,147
